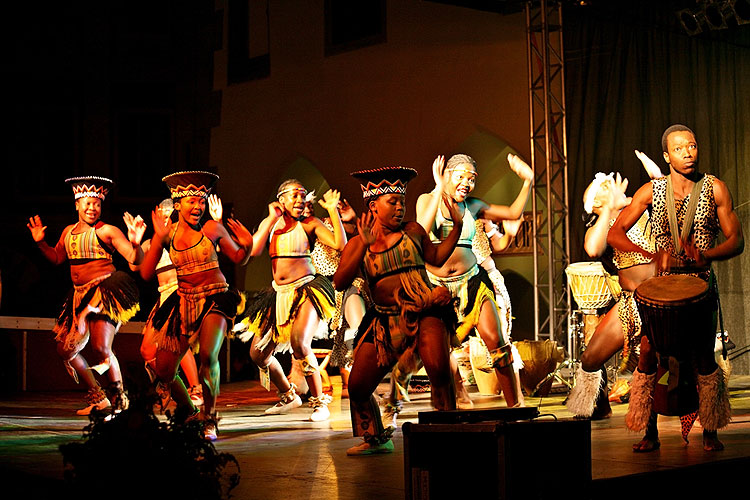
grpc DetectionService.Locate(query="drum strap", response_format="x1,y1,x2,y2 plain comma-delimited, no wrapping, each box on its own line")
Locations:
666,173,705,255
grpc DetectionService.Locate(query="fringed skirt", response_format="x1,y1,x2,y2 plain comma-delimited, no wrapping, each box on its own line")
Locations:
428,265,497,343
354,269,456,372
242,274,337,354
142,281,179,343
53,271,140,356
151,282,243,353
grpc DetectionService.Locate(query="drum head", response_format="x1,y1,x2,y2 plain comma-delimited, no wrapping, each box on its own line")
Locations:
565,261,606,276
635,275,708,306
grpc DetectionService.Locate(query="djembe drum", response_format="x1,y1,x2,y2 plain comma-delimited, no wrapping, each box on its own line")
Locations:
565,262,615,350
634,274,715,415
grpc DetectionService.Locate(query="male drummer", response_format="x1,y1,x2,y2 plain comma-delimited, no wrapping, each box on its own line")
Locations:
608,124,744,451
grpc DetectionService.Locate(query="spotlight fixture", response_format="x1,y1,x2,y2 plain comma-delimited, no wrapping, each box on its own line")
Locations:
677,8,706,35
730,0,750,24
705,0,732,29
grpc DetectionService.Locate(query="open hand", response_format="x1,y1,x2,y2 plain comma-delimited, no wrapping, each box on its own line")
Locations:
226,218,253,249
339,198,356,222
27,215,47,242
319,189,341,212
123,212,147,245
151,206,172,242
208,194,223,221
357,211,377,246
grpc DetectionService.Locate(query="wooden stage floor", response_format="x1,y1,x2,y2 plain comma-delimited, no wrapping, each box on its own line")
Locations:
2,375,750,499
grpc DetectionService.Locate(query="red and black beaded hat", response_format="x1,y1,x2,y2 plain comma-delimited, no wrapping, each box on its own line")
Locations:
162,171,219,199
65,176,115,200
351,166,417,200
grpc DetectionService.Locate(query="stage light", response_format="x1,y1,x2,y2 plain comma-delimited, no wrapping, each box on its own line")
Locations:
705,1,732,29
730,0,750,24
677,8,705,35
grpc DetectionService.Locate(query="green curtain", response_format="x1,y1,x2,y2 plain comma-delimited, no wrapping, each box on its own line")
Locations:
563,0,750,371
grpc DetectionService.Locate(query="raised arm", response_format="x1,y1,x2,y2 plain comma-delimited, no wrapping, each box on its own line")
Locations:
420,195,462,267
313,189,346,251
101,213,145,265
333,211,375,290
250,202,283,257
416,155,447,231
27,216,68,265
477,154,534,222
207,218,253,266
140,207,172,281
584,173,630,258
608,182,653,258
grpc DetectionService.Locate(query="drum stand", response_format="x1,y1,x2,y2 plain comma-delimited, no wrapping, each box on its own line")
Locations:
530,309,599,394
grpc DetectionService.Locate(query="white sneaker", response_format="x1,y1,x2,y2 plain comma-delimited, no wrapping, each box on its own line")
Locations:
309,404,330,422
264,394,303,415
346,439,394,456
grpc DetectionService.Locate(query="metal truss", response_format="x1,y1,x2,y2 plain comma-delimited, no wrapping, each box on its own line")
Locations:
525,0,571,349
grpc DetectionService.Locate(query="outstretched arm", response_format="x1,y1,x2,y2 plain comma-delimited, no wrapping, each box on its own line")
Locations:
216,218,253,265
477,153,534,221
314,189,346,250
27,216,68,265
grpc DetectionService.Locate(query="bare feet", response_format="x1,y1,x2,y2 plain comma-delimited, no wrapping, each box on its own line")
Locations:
703,431,724,451
632,437,660,453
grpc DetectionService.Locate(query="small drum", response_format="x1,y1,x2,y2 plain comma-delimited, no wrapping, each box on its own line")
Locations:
565,262,614,312
634,274,715,415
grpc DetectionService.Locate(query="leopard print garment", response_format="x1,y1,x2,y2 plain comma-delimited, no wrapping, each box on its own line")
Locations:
609,211,655,270
651,174,719,264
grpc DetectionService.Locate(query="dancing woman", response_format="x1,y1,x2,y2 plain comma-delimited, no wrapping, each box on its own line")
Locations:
416,154,534,407
242,180,345,421
27,176,144,415
140,171,252,440
334,166,460,455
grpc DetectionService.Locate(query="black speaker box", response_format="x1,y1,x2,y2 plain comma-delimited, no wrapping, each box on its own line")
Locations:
403,417,591,500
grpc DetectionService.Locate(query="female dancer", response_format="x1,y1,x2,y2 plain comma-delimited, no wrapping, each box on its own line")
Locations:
334,166,460,455
140,171,252,440
416,154,534,407
566,153,662,425
242,180,345,421
27,176,144,415
132,198,208,410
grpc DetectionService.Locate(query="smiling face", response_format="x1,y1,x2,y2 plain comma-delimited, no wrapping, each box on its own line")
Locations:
446,163,477,202
663,130,699,177
279,184,307,219
369,193,406,229
174,195,207,226
75,196,102,225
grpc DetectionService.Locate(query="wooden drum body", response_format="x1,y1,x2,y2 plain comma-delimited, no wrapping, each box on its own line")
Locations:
634,274,716,416
634,274,715,361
